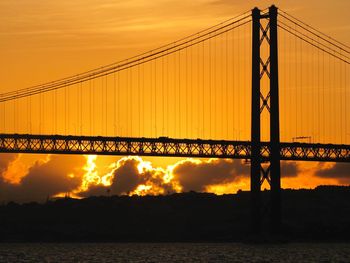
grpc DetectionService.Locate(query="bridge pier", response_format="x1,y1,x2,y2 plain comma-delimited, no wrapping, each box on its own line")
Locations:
250,5,281,235
269,5,281,234
251,7,262,234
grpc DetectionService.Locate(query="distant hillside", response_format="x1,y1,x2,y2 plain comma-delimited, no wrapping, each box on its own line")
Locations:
1,186,350,242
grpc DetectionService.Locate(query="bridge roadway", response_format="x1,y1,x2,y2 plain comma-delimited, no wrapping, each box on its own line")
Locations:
0,134,349,162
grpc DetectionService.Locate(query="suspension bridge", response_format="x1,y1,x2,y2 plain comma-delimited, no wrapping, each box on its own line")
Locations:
0,5,349,233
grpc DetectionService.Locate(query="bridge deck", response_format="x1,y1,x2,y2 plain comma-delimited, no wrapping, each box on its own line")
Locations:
0,134,349,162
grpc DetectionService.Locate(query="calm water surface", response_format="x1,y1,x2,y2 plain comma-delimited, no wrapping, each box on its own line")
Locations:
0,243,349,262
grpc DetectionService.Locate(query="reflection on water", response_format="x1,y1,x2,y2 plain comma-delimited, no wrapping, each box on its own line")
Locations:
0,243,349,262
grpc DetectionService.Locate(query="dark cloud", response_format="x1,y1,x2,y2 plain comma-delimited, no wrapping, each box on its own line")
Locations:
281,161,299,177
81,158,302,197
0,153,20,201
0,154,312,202
0,153,18,175
172,159,249,192
0,155,85,203
81,157,176,197
315,163,350,183
172,159,300,192
110,158,144,195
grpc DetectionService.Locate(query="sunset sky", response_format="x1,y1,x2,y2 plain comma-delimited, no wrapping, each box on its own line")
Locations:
0,0,349,203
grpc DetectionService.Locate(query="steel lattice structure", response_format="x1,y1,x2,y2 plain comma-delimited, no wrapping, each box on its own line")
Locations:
0,134,349,162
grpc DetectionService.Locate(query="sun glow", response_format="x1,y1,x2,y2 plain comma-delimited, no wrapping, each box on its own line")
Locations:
71,155,186,196
58,154,338,199
72,156,251,196
80,155,100,191
132,184,153,195
136,158,153,173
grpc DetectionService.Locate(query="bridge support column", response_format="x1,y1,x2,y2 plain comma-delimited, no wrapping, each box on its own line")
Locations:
269,5,281,234
251,7,262,234
250,5,281,235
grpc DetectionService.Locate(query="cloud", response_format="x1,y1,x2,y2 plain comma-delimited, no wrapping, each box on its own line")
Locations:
0,153,18,175
0,155,86,203
281,161,299,177
110,158,143,195
315,163,350,183
172,159,300,192
80,156,176,197
81,157,251,197
172,159,249,192
81,158,303,198
0,152,337,203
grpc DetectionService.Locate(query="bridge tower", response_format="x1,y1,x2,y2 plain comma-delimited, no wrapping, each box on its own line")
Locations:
251,5,281,234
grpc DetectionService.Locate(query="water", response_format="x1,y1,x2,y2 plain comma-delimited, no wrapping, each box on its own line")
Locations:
0,243,349,262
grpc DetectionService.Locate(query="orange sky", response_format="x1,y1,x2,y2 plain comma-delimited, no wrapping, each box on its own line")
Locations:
0,0,349,202
1,0,349,90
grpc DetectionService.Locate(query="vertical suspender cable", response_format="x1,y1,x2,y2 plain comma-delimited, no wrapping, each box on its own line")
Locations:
305,36,309,140
90,79,93,136
191,42,193,138
178,50,181,138
185,47,188,138
149,59,152,137
209,36,212,139
340,49,344,143
332,50,335,142
51,89,54,134
232,28,235,139
294,24,297,138
237,25,241,140
323,50,326,142
328,50,331,142
68,85,70,135
105,75,108,136
29,91,31,133
55,87,57,134
166,52,169,137
64,86,67,135
130,68,133,137
101,77,104,136
117,72,120,136
189,43,192,138
345,61,348,143
213,34,216,139
202,40,205,138
2,102,4,133
243,24,247,140
26,90,29,133
114,73,116,136
13,95,16,133
281,27,284,140
92,79,95,136
226,29,229,139
316,36,320,142
80,81,83,135
39,90,41,134
174,52,177,138
315,35,320,140
127,68,130,136
154,60,157,137
299,31,302,137
139,61,141,137
141,61,144,137
220,32,224,139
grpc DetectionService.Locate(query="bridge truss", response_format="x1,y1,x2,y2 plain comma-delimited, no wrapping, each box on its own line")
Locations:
0,134,349,162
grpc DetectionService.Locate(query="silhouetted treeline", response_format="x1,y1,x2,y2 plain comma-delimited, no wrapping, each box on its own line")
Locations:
1,186,350,242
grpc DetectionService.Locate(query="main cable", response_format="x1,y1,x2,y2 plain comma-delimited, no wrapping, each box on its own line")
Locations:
0,14,251,102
